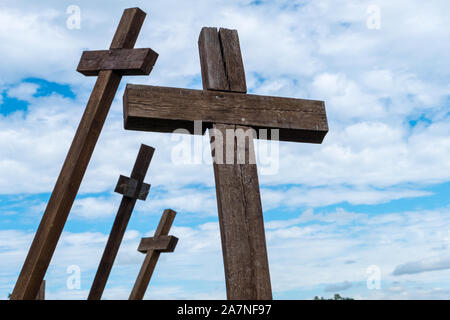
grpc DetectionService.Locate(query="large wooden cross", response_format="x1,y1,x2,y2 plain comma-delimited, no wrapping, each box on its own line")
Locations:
88,144,154,300
129,209,178,300
122,27,328,299
11,8,158,300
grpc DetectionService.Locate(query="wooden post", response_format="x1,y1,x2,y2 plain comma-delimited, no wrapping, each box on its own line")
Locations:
121,28,328,300
11,8,158,300
129,209,178,300
88,144,154,300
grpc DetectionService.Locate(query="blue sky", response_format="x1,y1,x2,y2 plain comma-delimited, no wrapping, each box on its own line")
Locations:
0,0,449,299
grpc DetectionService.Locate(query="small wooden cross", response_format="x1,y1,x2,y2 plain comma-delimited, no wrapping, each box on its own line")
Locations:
129,209,178,300
12,8,158,300
122,27,328,300
88,144,154,300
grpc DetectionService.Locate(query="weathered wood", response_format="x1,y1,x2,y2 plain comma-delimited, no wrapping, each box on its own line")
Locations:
210,123,272,299
218,28,247,93
35,280,45,300
129,209,177,300
110,8,145,49
114,174,151,200
138,235,178,253
88,144,154,300
123,84,328,143
11,8,154,300
198,27,228,91
77,48,158,76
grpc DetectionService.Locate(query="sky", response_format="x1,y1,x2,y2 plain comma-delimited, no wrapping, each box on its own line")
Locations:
0,0,449,300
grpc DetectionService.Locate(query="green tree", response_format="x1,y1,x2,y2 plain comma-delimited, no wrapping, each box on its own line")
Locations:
314,293,353,300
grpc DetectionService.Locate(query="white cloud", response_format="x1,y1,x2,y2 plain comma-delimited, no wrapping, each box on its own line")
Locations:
393,257,450,276
6,83,39,101
3,206,450,299
0,0,448,195
71,196,120,219
261,186,430,209
324,281,352,293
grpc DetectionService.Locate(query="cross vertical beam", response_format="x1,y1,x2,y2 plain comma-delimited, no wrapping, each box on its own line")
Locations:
88,144,154,300
200,27,272,299
11,8,157,300
129,209,177,300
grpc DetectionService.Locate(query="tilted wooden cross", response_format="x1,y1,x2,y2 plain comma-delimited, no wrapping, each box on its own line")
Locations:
88,144,154,300
123,28,328,299
11,8,158,300
129,209,178,300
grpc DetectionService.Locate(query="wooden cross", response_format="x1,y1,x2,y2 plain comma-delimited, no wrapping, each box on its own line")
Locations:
123,28,328,299
88,144,154,300
129,209,178,300
11,8,158,300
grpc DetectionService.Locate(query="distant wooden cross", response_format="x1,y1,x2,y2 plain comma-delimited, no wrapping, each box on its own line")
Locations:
123,28,328,299
129,209,178,300
11,8,158,300
88,144,154,300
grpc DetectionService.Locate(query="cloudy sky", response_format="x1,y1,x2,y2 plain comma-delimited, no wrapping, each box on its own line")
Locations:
0,0,449,300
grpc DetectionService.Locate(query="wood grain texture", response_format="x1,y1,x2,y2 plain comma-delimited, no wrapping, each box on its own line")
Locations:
218,28,247,93
138,235,178,253
11,8,152,300
198,27,228,91
234,125,272,299
110,8,146,49
77,48,158,76
124,84,328,143
210,124,272,299
129,209,177,300
88,144,154,300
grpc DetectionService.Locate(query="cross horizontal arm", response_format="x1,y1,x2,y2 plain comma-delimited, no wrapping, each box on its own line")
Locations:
77,48,158,76
114,174,151,200
138,235,178,253
123,84,328,143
